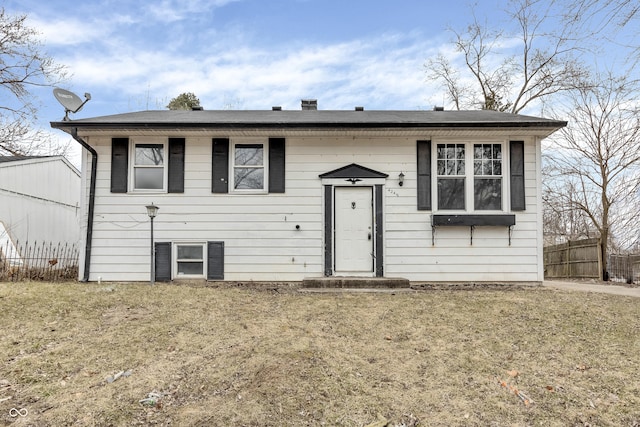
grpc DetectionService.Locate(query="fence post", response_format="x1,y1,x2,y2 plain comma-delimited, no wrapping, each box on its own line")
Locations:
566,240,571,279
598,239,603,281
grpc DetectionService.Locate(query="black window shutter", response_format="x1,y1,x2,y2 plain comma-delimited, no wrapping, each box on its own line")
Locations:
111,138,129,193
155,242,171,282
212,138,229,193
207,241,224,280
417,140,432,210
268,137,286,193
323,185,332,277
510,141,526,211
168,138,185,193
375,184,384,277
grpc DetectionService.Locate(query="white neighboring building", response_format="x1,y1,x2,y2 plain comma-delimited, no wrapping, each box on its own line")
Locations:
51,101,566,284
0,156,81,246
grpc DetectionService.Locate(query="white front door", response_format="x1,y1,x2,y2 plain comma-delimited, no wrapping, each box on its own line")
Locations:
334,187,373,274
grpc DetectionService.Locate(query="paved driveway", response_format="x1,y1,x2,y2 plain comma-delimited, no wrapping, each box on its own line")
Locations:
543,280,640,298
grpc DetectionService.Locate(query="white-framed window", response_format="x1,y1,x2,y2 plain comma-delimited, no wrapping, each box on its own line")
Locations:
435,141,504,212
131,139,167,191
173,242,206,278
436,143,466,210
473,143,503,210
231,140,268,192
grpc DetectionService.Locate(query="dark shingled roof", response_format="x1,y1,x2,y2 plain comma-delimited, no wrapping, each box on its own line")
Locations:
51,109,567,130
0,155,49,163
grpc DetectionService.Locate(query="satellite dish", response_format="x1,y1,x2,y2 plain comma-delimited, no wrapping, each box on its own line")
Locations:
53,88,91,120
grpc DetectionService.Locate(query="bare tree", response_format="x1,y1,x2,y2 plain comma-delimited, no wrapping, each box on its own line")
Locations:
563,0,639,71
542,165,595,245
426,0,589,113
563,0,638,38
0,8,67,156
544,72,640,279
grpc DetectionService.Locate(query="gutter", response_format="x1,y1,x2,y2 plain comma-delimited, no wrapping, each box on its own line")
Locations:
70,128,97,282
51,120,568,130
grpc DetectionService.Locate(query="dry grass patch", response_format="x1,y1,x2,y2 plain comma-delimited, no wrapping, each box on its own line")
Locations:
0,281,639,426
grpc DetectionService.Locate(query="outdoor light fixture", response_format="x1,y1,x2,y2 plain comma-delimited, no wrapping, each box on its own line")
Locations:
146,203,159,219
398,172,405,186
146,203,159,284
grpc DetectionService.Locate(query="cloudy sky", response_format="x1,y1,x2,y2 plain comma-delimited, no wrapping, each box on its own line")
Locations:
4,0,635,163
7,0,512,118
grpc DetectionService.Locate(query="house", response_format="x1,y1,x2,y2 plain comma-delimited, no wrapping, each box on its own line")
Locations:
0,156,81,249
50,101,566,283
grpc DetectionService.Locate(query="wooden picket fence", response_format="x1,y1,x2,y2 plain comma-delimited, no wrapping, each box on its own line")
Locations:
0,240,79,281
543,238,601,279
544,238,639,284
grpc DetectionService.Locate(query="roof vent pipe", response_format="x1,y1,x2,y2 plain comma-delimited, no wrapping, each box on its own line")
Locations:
301,99,317,110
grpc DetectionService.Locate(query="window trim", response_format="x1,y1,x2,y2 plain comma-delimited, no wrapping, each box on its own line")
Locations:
472,142,504,211
129,138,168,192
172,242,207,279
229,138,269,194
433,139,507,213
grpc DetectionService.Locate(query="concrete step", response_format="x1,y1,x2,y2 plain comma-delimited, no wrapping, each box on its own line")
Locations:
301,276,410,289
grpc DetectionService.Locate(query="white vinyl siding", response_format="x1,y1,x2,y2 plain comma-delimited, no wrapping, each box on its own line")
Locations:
80,133,543,283
0,157,81,245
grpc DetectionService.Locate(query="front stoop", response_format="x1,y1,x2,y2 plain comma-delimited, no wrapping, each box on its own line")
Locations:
301,276,410,290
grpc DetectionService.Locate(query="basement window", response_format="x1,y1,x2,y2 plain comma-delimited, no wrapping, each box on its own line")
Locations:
174,243,206,278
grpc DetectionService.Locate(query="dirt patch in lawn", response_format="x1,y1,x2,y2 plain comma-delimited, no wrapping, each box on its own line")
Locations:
1,281,639,426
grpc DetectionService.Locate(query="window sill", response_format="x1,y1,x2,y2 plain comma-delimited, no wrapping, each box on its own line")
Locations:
130,189,167,193
229,190,269,195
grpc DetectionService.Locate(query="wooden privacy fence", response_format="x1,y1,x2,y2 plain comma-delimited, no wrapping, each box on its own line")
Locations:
543,238,601,279
0,240,79,281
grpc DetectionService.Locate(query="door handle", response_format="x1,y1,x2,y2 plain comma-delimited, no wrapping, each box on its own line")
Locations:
368,233,372,240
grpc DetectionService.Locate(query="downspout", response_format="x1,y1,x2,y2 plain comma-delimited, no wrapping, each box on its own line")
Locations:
71,128,97,282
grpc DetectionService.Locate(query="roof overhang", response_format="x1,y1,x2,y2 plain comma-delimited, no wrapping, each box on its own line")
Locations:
50,110,567,139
